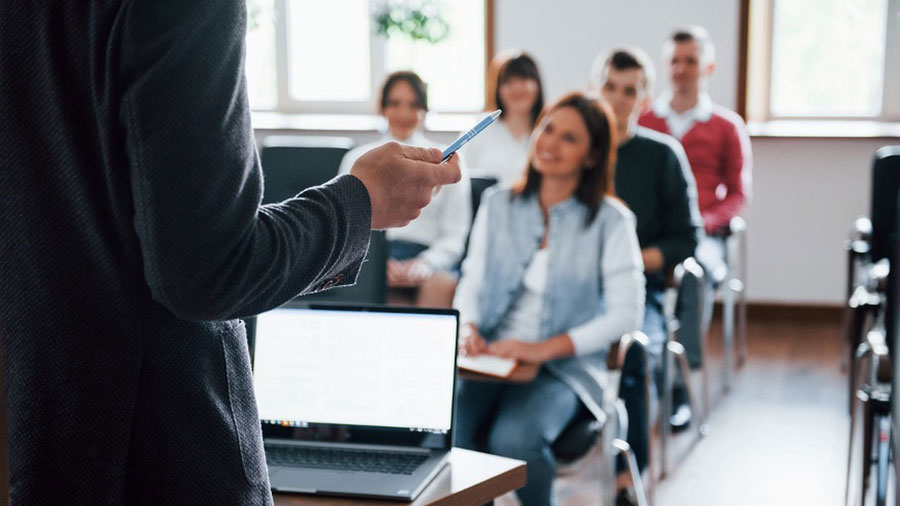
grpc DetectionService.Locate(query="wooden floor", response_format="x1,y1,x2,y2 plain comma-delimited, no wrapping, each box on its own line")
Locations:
497,310,848,506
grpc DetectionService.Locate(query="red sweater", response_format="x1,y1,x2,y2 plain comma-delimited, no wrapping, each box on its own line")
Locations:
639,105,751,234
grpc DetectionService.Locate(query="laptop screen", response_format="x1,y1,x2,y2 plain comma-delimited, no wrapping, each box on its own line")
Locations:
252,304,458,447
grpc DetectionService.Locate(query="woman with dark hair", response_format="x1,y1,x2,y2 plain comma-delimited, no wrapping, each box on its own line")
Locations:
340,71,471,306
453,92,645,506
461,50,545,186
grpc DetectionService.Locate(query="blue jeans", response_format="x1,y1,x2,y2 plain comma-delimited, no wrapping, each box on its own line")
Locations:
455,370,580,506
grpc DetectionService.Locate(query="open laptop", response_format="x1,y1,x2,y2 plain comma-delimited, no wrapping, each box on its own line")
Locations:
251,303,459,501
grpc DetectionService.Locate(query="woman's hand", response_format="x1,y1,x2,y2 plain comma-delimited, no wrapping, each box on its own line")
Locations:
459,323,488,357
486,339,549,364
486,334,576,364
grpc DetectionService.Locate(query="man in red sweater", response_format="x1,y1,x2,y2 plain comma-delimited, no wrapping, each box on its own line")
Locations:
640,26,752,238
639,25,752,316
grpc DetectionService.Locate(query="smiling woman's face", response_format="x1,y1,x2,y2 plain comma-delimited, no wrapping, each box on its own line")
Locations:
531,106,591,180
499,75,539,115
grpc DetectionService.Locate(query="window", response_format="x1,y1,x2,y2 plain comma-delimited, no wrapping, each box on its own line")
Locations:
245,0,488,114
744,0,900,122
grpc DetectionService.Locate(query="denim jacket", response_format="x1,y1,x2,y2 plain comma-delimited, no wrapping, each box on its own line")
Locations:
455,187,645,421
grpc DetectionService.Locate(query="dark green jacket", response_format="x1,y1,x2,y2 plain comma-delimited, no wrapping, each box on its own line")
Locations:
614,127,704,294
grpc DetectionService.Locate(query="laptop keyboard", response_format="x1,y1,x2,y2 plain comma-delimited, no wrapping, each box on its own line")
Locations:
265,445,429,475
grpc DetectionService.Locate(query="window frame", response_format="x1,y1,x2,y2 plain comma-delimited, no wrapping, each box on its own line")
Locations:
265,0,494,115
741,0,900,123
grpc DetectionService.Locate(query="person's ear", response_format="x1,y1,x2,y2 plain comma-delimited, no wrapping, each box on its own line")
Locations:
704,60,716,77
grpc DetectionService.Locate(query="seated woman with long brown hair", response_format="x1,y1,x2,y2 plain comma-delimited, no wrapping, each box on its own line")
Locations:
453,92,644,506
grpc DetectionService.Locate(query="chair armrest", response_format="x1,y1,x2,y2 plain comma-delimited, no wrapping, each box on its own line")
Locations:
729,216,747,236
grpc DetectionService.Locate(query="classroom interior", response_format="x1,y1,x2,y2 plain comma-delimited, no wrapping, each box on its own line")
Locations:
141,0,900,504
0,0,900,506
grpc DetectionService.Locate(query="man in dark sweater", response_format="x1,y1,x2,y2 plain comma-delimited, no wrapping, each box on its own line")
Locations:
0,2,460,505
590,47,703,487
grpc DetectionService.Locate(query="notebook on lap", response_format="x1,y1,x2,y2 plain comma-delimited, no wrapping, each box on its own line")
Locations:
251,303,459,501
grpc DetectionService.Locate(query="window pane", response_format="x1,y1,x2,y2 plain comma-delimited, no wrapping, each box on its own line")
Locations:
384,0,485,112
246,0,277,109
770,0,887,117
287,0,371,102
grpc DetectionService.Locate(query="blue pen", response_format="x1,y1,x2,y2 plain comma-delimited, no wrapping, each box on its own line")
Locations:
441,109,502,163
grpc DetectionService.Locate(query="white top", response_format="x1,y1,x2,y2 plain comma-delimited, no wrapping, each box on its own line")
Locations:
493,248,549,342
652,91,714,140
459,120,530,187
338,132,471,271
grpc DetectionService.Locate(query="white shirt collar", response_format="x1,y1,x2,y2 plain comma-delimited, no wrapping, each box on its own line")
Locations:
652,91,714,122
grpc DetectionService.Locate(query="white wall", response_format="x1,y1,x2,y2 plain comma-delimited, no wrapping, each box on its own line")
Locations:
494,0,891,306
494,0,739,109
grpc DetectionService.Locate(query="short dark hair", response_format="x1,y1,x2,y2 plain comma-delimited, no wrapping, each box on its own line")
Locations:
512,92,618,226
590,46,655,92
379,71,428,112
667,26,715,63
487,51,545,127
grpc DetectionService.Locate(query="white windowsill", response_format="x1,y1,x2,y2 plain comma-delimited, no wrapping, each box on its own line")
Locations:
747,120,900,139
251,111,482,134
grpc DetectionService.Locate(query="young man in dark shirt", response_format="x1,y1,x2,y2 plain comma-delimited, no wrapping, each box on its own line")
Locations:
589,46,704,484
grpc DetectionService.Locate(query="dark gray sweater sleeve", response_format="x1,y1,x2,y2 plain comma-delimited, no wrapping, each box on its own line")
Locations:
654,142,703,269
118,0,371,321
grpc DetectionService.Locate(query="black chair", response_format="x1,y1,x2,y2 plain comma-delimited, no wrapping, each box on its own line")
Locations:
469,176,498,220
844,146,900,506
257,135,387,306
552,333,652,506
844,217,874,412
845,258,890,506
259,136,355,204
459,177,499,266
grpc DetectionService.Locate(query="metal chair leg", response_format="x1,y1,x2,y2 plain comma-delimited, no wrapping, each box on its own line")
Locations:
658,328,675,480
846,342,872,506
612,439,649,506
722,273,735,393
668,341,706,437
736,221,749,368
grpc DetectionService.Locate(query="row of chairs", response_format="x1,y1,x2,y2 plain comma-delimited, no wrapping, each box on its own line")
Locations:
844,146,900,506
844,219,892,506
257,135,750,505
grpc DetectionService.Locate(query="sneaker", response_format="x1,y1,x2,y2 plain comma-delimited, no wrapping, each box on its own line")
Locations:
669,402,692,433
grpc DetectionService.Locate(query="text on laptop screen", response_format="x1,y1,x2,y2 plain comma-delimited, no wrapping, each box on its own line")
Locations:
253,308,457,432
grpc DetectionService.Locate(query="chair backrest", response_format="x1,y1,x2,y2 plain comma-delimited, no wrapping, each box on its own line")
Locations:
295,231,388,305
469,177,498,221
673,258,706,369
870,146,900,489
551,333,650,465
259,136,355,204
